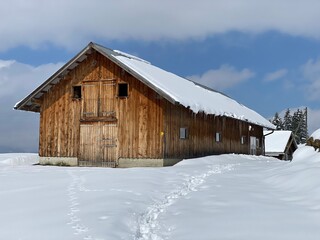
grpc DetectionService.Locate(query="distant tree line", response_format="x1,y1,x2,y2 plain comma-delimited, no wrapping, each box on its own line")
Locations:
270,108,308,144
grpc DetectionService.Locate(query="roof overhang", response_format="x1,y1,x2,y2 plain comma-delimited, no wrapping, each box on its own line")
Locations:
14,42,178,112
14,42,275,130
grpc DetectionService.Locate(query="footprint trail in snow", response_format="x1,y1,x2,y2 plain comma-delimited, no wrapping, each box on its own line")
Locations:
134,163,236,240
67,170,95,240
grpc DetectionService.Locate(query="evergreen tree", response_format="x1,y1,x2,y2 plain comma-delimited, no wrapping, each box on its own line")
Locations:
290,108,308,144
291,110,300,143
270,108,309,144
299,108,308,144
283,109,292,131
271,112,283,130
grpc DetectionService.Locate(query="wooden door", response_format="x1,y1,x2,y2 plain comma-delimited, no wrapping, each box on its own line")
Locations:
79,122,118,167
250,136,257,155
79,124,100,163
82,82,99,119
101,123,118,167
100,80,116,119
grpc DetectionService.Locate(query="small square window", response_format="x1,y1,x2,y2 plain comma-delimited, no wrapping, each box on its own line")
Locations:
73,86,82,99
241,136,246,145
180,128,188,139
215,132,222,142
118,83,128,97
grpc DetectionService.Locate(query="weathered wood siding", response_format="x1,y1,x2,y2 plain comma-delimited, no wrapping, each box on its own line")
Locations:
39,74,81,157
114,66,164,160
39,51,164,162
163,102,263,159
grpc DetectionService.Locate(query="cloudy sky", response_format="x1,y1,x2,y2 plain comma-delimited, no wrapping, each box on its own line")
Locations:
1,0,320,152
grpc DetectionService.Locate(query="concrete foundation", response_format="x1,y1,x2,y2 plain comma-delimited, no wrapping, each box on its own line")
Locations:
39,157,78,166
118,158,182,168
39,157,182,168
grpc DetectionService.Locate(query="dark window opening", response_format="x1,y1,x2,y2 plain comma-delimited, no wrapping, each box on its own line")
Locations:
73,86,82,99
180,128,188,139
215,132,222,142
118,83,128,97
241,136,246,145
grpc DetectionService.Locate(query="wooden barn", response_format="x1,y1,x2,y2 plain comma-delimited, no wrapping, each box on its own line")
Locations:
264,130,298,160
15,42,275,167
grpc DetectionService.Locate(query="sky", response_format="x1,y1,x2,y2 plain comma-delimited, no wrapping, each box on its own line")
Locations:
1,0,320,152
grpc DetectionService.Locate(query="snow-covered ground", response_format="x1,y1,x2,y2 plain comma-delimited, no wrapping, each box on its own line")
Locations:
1,145,320,240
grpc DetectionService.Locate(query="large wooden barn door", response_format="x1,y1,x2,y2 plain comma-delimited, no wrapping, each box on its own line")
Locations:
79,123,118,167
79,79,117,167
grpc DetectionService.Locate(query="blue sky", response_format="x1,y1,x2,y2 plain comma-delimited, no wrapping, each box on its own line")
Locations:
1,0,320,152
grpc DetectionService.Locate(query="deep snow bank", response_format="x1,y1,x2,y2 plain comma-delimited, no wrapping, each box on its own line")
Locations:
310,128,320,139
264,128,320,210
293,127,320,165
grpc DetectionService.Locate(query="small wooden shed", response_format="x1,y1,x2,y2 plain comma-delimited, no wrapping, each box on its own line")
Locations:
15,42,274,167
264,130,298,160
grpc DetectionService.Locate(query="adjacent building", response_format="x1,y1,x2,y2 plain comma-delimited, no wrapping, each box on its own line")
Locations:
264,130,298,160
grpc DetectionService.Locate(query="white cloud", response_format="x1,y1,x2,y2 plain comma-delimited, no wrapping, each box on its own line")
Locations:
188,65,255,90
307,108,320,134
302,59,320,79
1,1,320,51
0,59,63,152
264,69,288,82
0,60,15,69
301,59,320,100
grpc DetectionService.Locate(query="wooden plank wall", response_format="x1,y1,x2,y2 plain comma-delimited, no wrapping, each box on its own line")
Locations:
39,51,164,160
39,51,102,157
117,72,164,159
163,102,263,159
97,53,164,159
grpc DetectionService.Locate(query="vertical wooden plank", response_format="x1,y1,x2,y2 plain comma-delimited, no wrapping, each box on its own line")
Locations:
100,80,116,118
138,83,148,157
82,82,99,118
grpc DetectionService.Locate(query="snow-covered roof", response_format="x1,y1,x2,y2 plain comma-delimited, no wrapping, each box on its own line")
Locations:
264,130,297,154
14,42,274,129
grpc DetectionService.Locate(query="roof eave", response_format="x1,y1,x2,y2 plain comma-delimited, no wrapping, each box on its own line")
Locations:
14,42,95,112
14,42,273,130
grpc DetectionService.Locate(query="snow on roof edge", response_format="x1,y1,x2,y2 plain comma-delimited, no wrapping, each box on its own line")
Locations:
113,50,151,64
111,53,274,129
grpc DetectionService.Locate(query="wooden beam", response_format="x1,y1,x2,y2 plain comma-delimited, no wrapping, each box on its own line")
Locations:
31,98,42,105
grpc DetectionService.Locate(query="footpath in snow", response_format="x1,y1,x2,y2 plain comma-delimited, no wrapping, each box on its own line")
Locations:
0,143,320,240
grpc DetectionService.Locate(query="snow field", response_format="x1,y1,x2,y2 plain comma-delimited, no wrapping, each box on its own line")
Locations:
0,140,320,240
